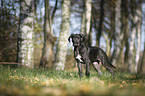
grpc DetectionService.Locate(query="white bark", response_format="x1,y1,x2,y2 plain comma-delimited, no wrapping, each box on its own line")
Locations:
39,0,55,67
128,1,142,73
17,0,34,68
85,0,92,35
54,0,70,70
80,12,85,34
128,13,138,73
111,0,123,66
135,6,142,73
128,24,136,73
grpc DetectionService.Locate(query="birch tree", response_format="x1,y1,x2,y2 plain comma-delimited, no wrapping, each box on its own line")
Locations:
128,0,142,73
54,0,70,70
111,0,123,67
140,43,145,74
39,0,56,68
120,0,129,70
85,0,92,46
17,0,34,68
135,0,142,73
80,2,85,34
96,0,104,46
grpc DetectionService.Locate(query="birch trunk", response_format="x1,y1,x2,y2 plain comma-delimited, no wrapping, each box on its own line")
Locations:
140,44,145,74
121,0,129,71
128,0,142,73
80,11,85,34
85,0,92,46
135,3,142,73
96,0,104,46
128,22,136,73
111,0,123,67
17,0,34,68
54,0,70,70
39,0,55,68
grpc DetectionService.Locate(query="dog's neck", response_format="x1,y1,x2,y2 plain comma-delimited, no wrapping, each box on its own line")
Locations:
74,43,86,52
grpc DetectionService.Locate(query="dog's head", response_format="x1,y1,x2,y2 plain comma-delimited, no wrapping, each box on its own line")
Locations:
68,34,86,47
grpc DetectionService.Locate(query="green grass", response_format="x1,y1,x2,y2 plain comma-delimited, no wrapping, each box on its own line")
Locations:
0,66,145,96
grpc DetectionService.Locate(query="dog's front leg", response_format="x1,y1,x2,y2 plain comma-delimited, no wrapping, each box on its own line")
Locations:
85,59,90,77
77,62,83,78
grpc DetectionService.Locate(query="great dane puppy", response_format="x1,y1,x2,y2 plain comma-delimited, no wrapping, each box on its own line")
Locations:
68,33,116,78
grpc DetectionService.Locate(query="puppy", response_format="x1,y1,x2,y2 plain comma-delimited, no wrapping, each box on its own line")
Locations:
68,34,116,77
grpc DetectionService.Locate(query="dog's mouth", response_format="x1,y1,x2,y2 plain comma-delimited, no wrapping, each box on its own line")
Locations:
73,43,79,46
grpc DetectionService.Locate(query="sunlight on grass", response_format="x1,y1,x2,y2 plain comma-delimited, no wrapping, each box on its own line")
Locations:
0,66,145,96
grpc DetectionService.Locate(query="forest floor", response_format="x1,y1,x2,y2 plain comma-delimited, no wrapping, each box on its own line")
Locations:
0,66,145,96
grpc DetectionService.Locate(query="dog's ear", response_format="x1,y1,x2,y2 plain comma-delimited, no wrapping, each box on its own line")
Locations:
68,33,74,42
79,34,86,42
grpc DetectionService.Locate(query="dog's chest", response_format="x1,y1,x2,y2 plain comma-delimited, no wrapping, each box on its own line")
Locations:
75,53,83,62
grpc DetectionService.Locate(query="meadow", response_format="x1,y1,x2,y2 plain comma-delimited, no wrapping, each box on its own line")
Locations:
0,66,145,96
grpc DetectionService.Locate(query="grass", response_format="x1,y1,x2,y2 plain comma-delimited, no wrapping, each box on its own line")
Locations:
0,66,145,96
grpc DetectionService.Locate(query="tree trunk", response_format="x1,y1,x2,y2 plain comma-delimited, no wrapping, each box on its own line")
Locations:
39,0,56,68
96,0,104,46
54,0,70,70
128,22,136,73
127,0,136,73
127,0,141,73
140,44,145,74
124,0,129,71
102,33,111,56
85,0,92,46
80,8,85,34
106,5,115,57
111,0,123,67
121,0,129,71
17,0,34,68
135,1,142,73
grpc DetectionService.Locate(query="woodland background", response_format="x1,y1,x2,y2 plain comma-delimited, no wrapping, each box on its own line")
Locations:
0,0,145,74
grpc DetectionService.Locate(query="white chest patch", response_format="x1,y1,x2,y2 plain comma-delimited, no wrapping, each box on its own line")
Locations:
76,54,83,62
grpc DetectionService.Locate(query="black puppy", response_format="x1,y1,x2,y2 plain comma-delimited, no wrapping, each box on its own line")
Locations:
68,34,116,78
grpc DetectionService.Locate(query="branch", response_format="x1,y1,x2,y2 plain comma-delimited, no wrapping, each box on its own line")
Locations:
51,0,58,20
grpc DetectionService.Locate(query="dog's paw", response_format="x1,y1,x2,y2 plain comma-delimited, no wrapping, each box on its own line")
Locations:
85,72,90,77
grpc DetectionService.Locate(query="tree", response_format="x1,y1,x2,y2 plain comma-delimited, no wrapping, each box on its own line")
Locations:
104,0,115,57
39,0,56,68
121,0,129,71
140,42,145,74
53,0,70,70
111,0,123,68
135,0,142,73
84,0,92,46
128,0,142,73
80,0,85,34
17,0,35,68
96,0,104,46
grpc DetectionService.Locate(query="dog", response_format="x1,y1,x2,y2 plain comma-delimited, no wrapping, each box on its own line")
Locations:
68,33,116,78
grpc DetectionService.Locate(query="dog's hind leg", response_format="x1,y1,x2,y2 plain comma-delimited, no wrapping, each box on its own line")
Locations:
101,59,115,77
92,62,102,76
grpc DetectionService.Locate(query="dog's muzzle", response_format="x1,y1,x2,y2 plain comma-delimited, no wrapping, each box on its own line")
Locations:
73,43,79,46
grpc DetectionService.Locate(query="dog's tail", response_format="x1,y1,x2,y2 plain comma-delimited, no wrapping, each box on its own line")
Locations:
106,55,116,69
101,48,116,69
